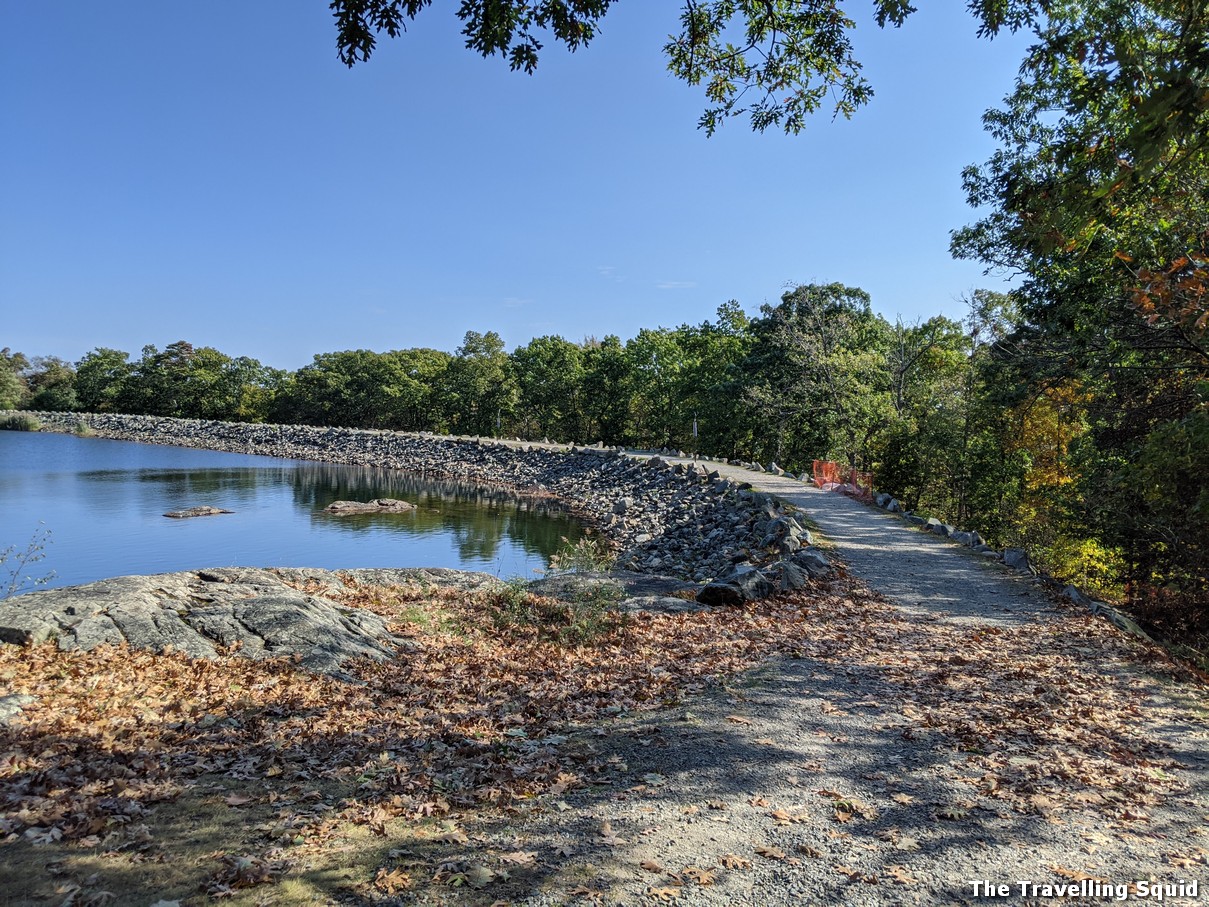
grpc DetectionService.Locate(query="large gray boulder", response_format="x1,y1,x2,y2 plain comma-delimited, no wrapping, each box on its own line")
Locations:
719,564,774,600
791,547,832,578
696,582,745,607
1003,548,1033,572
0,568,402,676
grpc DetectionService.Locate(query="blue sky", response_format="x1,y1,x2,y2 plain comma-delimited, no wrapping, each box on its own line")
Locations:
1,3,1032,370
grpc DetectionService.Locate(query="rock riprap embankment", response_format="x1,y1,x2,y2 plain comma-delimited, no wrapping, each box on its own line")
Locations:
17,412,822,583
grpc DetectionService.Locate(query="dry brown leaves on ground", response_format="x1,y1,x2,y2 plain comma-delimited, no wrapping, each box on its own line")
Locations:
0,573,1202,902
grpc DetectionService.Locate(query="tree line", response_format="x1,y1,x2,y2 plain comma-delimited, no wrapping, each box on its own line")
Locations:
4,270,1206,623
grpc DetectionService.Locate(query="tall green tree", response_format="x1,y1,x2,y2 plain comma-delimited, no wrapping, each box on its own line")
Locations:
443,331,516,436
739,283,892,469
388,348,453,431
0,349,29,411
952,0,1209,595
289,349,424,429
24,357,78,412
580,335,631,444
75,348,134,413
511,335,586,442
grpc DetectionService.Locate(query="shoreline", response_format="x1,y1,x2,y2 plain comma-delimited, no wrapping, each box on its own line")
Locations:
6,410,790,582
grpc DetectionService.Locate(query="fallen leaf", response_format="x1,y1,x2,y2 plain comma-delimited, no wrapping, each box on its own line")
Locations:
464,865,496,889
682,866,717,886
1051,865,1106,883
500,851,537,866
754,844,786,861
719,853,751,870
374,867,413,894
888,865,918,885
640,859,666,873
724,715,753,725
646,885,681,901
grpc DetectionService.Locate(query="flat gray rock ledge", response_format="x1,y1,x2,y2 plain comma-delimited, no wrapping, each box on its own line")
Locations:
0,567,482,677
163,505,233,518
323,498,416,514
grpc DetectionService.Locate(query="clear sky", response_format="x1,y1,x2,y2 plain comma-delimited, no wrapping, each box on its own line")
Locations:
1,2,1032,371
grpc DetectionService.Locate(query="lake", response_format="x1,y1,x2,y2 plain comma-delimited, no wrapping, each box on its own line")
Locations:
0,431,584,594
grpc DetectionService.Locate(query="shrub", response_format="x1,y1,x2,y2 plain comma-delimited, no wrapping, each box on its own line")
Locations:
0,413,41,432
547,534,616,574
486,576,624,645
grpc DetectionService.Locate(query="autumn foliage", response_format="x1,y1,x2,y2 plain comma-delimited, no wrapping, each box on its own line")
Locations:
1,572,1202,902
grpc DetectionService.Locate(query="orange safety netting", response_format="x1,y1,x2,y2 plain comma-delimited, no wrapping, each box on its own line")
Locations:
812,460,874,499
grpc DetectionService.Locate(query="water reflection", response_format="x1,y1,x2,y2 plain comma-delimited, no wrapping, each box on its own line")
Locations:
0,432,583,591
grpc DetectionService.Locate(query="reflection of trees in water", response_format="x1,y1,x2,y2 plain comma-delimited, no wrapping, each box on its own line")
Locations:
291,463,583,561
84,467,295,510
289,463,569,513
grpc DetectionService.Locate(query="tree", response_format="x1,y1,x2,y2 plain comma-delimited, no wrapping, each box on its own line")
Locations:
952,0,1209,597
0,349,28,411
443,331,516,436
290,349,423,429
329,0,1009,134
388,348,453,431
739,283,892,469
511,335,586,441
75,348,133,413
580,335,631,444
24,357,78,412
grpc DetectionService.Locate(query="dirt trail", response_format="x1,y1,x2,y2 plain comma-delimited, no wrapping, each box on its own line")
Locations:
483,461,1209,906
715,468,1055,625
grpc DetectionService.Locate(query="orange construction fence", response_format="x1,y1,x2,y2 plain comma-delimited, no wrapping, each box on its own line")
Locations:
812,460,874,500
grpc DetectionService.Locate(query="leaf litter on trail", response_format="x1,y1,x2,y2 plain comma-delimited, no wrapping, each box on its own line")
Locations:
0,570,1203,899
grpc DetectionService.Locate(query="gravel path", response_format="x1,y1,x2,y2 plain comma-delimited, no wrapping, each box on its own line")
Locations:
442,464,1209,906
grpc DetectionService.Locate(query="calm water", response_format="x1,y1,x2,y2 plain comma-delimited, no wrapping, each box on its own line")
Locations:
0,432,583,593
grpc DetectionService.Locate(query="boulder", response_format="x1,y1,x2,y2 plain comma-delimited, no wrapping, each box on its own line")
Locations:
323,498,415,514
163,505,233,519
0,694,37,726
777,560,812,592
1003,548,1032,572
697,582,745,607
1062,584,1092,607
791,547,832,578
717,564,774,600
926,518,956,537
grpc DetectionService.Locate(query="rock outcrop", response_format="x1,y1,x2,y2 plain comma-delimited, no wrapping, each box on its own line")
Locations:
323,498,415,514
163,506,233,518
0,567,408,676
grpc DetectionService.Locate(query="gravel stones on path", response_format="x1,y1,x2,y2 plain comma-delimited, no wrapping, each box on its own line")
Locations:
461,461,1209,906
466,583,1209,906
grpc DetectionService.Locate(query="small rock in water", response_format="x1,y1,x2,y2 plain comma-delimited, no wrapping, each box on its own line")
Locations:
163,506,233,519
323,498,416,514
